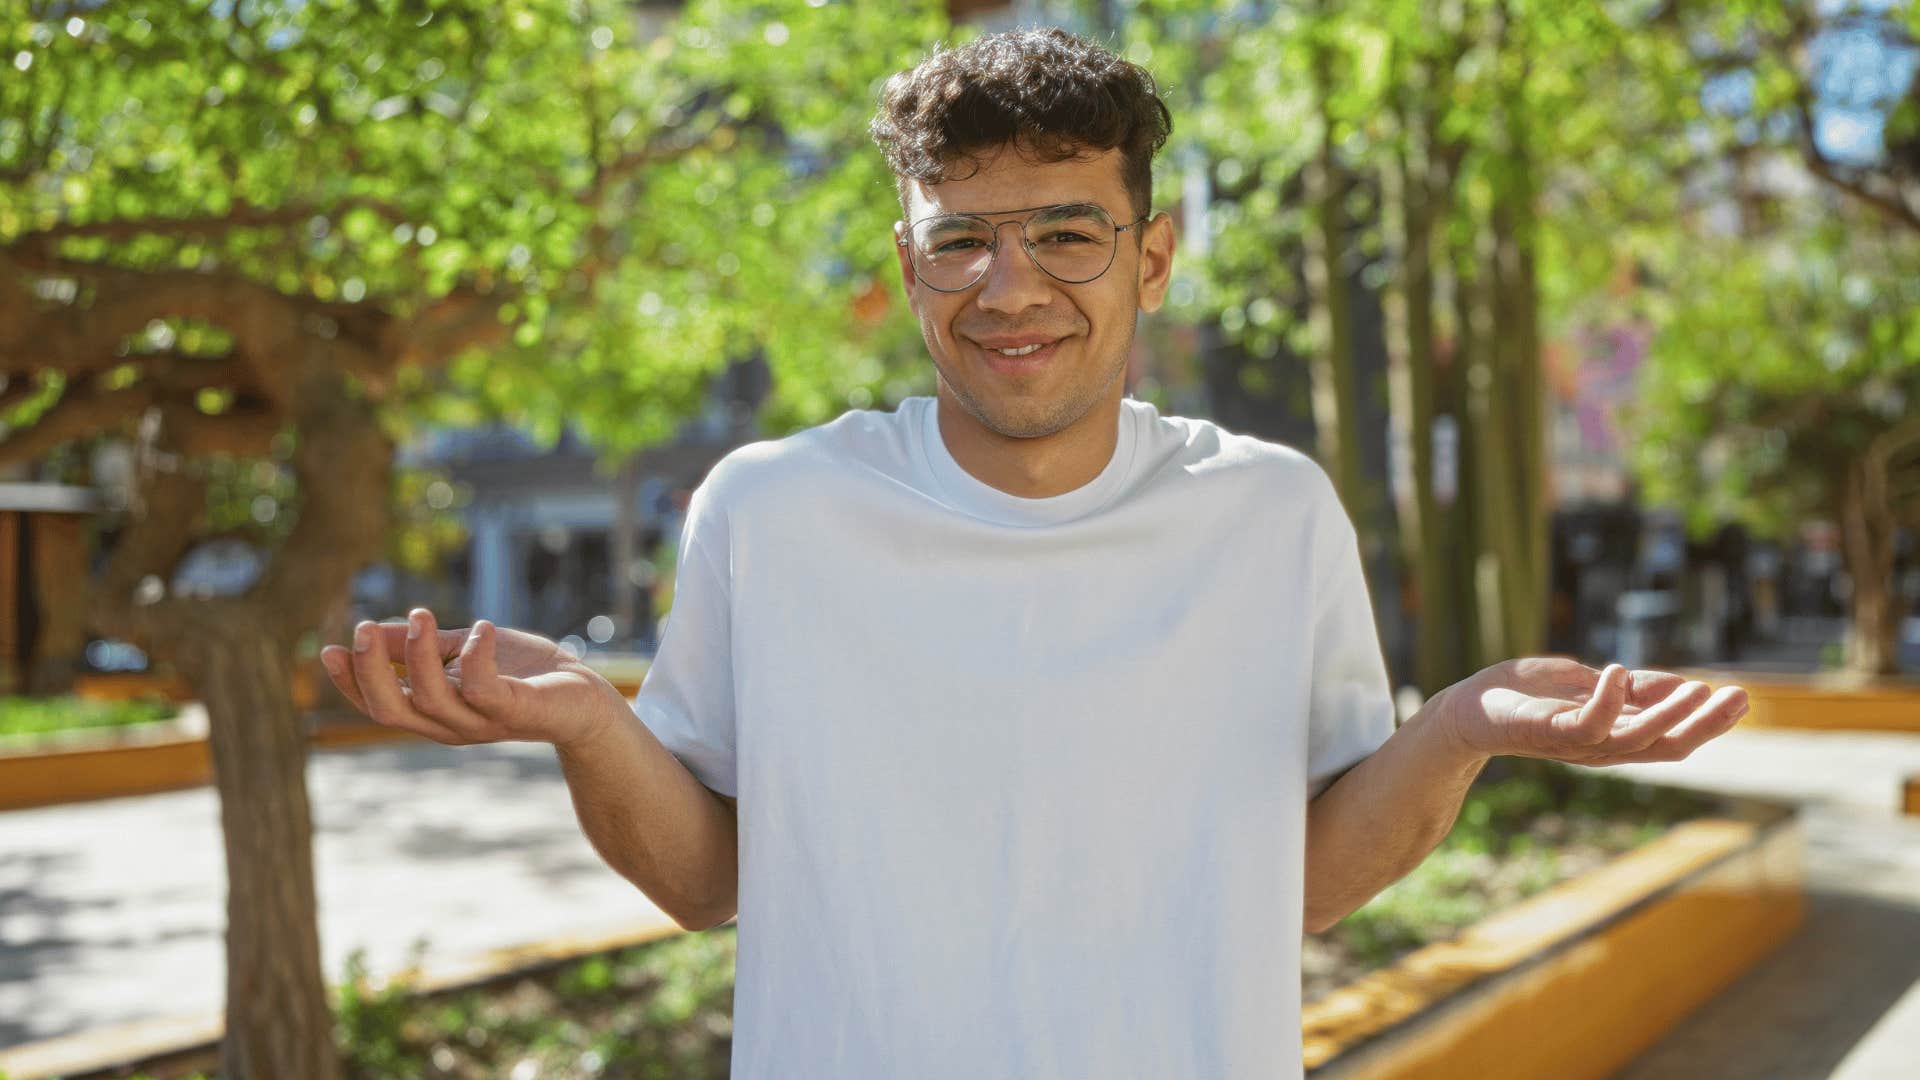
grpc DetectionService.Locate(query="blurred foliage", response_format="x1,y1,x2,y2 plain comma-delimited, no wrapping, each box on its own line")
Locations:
1123,0,1638,375
0,693,177,738
1627,219,1920,540
2,0,948,541
385,466,471,576
329,927,737,1079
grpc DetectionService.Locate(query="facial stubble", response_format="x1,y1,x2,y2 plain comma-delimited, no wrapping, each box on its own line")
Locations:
933,300,1138,441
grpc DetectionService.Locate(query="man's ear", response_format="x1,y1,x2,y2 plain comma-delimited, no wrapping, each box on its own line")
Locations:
1135,211,1177,314
893,220,917,296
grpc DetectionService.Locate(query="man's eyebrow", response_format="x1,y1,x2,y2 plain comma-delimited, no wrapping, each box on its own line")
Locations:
1030,202,1103,217
924,201,1106,220
920,216,985,236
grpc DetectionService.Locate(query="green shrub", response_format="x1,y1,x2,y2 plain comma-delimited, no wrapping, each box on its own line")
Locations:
0,695,177,739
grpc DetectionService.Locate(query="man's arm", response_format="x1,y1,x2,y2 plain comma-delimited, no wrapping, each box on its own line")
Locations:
556,692,740,931
1303,687,1488,933
320,612,741,932
1304,659,1748,934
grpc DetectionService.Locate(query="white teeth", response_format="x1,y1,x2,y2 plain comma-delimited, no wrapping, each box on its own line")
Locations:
992,343,1046,356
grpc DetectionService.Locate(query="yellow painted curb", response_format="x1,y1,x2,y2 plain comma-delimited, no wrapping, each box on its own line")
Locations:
1680,668,1920,734
0,914,707,1080
1,659,648,813
0,720,435,812
1306,811,1802,1079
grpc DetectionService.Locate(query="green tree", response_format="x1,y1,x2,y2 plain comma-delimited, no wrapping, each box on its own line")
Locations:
1582,0,1920,674
0,1,937,1074
1628,219,1920,675
1131,0,1632,688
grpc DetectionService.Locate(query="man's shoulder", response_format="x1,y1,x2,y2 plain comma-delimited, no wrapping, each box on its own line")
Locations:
696,402,918,508
1137,402,1336,500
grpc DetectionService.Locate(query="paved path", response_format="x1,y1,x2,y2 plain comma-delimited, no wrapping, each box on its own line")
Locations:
1588,729,1920,1079
0,738,671,1048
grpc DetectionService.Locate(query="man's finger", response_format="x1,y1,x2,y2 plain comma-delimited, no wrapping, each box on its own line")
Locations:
347,619,468,743
1593,685,1749,765
403,609,491,733
1594,679,1714,757
1623,668,1688,709
365,619,468,664
453,619,513,716
1565,663,1628,744
319,645,369,713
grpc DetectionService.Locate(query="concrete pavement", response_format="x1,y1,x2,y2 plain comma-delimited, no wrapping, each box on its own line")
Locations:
1586,728,1920,1079
0,737,671,1048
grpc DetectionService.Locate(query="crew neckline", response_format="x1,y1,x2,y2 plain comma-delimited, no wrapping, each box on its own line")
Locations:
914,395,1141,528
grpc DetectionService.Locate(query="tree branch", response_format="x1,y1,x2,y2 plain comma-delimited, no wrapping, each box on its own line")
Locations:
382,286,510,371
11,195,414,245
1781,8,1920,232
0,379,159,470
2,249,390,407
161,402,284,458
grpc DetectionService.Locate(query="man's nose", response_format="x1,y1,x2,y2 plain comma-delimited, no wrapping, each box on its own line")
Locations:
973,220,1052,314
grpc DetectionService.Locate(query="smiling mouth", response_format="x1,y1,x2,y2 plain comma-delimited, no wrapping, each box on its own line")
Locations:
971,335,1068,374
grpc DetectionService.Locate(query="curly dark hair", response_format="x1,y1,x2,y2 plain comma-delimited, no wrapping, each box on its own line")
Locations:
869,27,1173,222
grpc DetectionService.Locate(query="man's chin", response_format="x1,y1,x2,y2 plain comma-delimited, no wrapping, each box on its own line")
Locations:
961,393,1082,441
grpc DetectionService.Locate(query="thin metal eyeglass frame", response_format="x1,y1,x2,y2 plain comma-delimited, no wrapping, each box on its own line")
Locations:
896,202,1152,293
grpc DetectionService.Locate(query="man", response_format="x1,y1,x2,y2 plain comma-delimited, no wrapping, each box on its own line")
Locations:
320,27,1747,1079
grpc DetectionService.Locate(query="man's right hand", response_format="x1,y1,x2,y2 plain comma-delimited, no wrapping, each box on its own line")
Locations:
318,608,627,751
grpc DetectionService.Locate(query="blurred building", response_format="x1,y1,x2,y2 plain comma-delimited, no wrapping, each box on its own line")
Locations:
0,482,96,693
359,352,771,654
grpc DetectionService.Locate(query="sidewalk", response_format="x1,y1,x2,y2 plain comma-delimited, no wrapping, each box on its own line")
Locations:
0,738,672,1048
1588,728,1920,1079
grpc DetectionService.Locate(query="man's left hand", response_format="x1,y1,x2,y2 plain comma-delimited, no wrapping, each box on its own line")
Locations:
1432,658,1749,766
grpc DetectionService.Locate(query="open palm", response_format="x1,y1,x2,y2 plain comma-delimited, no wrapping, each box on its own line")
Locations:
1437,657,1749,767
319,609,625,749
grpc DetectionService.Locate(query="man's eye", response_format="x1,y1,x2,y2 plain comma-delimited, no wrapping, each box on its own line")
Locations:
934,238,984,253
1041,232,1093,244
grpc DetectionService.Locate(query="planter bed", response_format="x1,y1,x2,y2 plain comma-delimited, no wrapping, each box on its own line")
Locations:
1680,667,1920,734
0,658,651,813
0,708,427,812
0,767,1799,1080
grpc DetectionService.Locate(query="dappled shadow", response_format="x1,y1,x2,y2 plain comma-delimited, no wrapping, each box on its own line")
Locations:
312,740,612,886
0,851,123,1045
391,819,613,886
1613,888,1920,1079
310,740,566,828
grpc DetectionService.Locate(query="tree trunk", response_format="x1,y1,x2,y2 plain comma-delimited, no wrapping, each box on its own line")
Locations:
1383,77,1467,694
1444,223,1488,672
1838,460,1903,676
185,607,345,1080
1497,32,1549,660
1303,35,1365,511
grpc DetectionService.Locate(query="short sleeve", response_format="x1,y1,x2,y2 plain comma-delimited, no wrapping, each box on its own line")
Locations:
1304,473,1398,800
631,479,737,798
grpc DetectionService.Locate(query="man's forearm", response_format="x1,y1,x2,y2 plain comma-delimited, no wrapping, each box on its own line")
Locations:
1303,690,1491,933
555,695,739,930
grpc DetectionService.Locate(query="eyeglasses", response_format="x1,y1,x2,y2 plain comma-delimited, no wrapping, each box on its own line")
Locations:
897,202,1150,293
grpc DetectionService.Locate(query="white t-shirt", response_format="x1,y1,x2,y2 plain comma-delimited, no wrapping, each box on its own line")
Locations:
633,393,1397,1079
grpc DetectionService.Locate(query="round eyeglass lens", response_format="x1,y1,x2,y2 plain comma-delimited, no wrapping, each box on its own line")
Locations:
909,204,1120,290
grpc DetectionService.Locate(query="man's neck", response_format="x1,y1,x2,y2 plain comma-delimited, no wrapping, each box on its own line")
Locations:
934,387,1123,499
